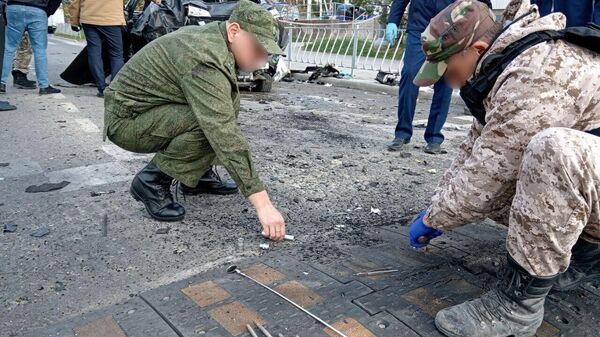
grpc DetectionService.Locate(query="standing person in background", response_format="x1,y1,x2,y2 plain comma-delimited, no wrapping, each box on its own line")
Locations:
0,0,16,110
1,0,62,95
11,33,36,90
385,0,492,155
70,0,125,98
531,0,600,26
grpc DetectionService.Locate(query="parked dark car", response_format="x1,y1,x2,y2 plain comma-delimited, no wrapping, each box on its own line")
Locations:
61,0,289,92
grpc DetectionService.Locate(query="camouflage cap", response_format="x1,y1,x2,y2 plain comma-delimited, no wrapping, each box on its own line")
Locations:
414,0,497,87
229,0,284,56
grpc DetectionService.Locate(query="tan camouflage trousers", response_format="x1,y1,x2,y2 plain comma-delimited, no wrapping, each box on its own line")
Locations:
507,128,600,277
12,33,32,74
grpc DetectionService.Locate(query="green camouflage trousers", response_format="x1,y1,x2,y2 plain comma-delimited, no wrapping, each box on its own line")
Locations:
507,128,600,277
105,104,216,187
13,33,32,73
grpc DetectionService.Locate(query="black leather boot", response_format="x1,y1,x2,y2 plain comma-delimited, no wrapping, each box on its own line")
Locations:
435,254,557,337
553,238,600,291
39,85,61,95
12,70,36,89
180,166,238,195
130,161,185,221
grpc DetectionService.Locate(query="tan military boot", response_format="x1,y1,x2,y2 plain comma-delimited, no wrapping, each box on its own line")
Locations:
435,254,556,337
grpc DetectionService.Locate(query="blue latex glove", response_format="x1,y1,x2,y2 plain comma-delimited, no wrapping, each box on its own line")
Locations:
385,23,398,47
409,209,443,248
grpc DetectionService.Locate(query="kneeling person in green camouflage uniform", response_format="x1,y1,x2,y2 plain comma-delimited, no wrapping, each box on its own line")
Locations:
104,0,287,240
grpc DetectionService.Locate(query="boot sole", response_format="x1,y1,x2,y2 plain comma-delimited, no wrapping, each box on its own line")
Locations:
130,186,185,222
435,320,536,337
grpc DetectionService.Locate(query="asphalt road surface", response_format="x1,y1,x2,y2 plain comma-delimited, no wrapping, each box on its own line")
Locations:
0,35,496,336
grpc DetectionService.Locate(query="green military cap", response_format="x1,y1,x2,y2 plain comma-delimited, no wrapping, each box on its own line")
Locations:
229,0,284,56
414,0,497,87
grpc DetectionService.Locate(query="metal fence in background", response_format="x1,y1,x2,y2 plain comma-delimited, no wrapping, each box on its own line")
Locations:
283,21,406,76
277,3,380,22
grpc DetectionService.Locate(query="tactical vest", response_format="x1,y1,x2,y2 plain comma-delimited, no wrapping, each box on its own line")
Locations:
460,23,600,137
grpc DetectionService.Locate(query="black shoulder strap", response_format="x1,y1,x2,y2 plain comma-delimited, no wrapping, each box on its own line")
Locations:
459,30,562,126
563,23,600,54
460,24,600,133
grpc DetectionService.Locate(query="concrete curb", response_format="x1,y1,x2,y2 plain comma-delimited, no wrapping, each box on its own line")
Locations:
291,73,463,105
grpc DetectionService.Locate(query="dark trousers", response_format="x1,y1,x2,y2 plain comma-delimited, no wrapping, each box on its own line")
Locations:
394,30,452,144
81,24,124,93
0,13,5,80
533,0,600,27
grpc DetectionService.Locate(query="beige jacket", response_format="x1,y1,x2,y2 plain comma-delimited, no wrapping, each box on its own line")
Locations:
70,0,125,26
428,0,600,230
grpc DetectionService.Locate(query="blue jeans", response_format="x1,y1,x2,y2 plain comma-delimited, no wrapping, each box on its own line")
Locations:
394,30,452,144
1,5,48,88
81,24,124,93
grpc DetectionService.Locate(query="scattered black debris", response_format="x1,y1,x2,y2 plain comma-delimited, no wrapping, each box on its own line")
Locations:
30,227,50,237
3,223,17,233
258,99,268,104
25,181,70,193
90,190,116,197
399,152,412,158
156,227,171,234
55,120,67,123
332,154,344,159
375,70,400,86
281,75,295,83
52,281,66,292
0,162,9,167
306,64,340,82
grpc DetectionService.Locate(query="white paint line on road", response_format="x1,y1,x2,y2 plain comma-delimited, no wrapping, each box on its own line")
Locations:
49,93,66,100
101,144,153,162
454,115,475,122
49,36,86,47
0,158,43,178
413,119,470,131
60,102,79,113
46,162,134,192
75,118,100,133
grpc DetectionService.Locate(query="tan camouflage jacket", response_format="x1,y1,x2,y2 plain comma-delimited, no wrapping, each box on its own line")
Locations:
428,0,600,230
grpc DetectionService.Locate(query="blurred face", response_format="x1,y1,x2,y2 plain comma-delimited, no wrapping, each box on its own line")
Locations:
227,22,268,72
444,41,489,88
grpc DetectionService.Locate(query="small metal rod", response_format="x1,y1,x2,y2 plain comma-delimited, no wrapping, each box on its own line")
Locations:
101,213,108,237
228,265,348,337
354,269,399,276
246,324,259,337
255,321,274,337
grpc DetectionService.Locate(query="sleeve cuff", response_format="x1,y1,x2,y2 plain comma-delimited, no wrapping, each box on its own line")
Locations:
427,204,461,230
240,178,265,198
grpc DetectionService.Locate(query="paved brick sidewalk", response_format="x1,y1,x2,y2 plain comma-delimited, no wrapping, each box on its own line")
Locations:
24,222,599,337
